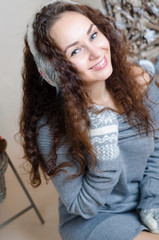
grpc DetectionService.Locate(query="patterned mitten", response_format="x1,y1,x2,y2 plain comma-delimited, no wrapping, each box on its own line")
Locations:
87,107,119,162
140,209,159,234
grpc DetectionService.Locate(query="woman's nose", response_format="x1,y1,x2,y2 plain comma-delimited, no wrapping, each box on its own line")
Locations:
88,45,102,60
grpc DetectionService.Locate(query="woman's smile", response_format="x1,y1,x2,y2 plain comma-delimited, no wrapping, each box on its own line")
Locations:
90,56,107,70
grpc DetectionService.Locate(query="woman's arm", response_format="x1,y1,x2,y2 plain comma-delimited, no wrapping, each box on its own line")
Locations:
138,129,159,233
137,129,159,210
137,60,159,211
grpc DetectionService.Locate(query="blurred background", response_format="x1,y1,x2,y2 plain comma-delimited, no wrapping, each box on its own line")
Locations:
0,0,158,240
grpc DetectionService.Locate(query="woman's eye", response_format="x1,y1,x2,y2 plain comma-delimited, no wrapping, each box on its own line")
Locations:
90,32,97,40
71,49,80,56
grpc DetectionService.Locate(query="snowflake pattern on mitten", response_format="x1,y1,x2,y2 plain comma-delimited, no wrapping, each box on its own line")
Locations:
87,106,119,161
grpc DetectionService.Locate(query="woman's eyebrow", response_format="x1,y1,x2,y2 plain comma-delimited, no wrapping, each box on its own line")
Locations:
87,23,94,35
64,23,95,53
64,41,79,54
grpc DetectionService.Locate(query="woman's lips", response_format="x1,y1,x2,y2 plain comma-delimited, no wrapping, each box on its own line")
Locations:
90,57,107,70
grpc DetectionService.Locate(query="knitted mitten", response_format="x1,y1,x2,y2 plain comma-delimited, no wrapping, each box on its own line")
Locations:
87,107,119,162
140,209,159,234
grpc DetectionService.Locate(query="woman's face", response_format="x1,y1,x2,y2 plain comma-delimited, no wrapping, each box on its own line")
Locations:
50,11,113,84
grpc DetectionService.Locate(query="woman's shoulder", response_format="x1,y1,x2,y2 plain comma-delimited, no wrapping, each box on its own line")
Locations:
132,60,157,95
36,117,69,155
138,59,155,80
132,65,151,91
37,117,52,138
36,117,53,155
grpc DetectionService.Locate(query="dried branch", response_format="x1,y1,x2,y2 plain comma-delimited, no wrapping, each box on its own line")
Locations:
103,0,159,62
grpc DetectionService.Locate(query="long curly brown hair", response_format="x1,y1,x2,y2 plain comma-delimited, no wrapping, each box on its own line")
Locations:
20,1,153,187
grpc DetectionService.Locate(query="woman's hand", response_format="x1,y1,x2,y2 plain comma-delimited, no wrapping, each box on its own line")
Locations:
140,209,159,234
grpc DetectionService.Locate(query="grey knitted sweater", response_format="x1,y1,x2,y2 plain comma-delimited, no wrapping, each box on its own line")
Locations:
37,78,159,240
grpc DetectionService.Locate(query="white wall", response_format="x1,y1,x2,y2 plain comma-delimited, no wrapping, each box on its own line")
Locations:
0,0,50,164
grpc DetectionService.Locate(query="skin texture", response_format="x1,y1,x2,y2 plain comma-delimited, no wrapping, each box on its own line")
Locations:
134,231,159,240
50,11,113,106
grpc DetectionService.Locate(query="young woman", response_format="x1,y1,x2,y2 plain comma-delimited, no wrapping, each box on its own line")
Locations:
20,0,159,239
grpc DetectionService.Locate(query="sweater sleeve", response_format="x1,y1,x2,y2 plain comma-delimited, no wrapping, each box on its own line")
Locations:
137,77,159,210
137,128,159,210
37,114,121,219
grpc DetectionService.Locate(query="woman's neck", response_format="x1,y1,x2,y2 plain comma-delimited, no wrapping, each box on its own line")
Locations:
85,80,122,113
86,80,108,104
